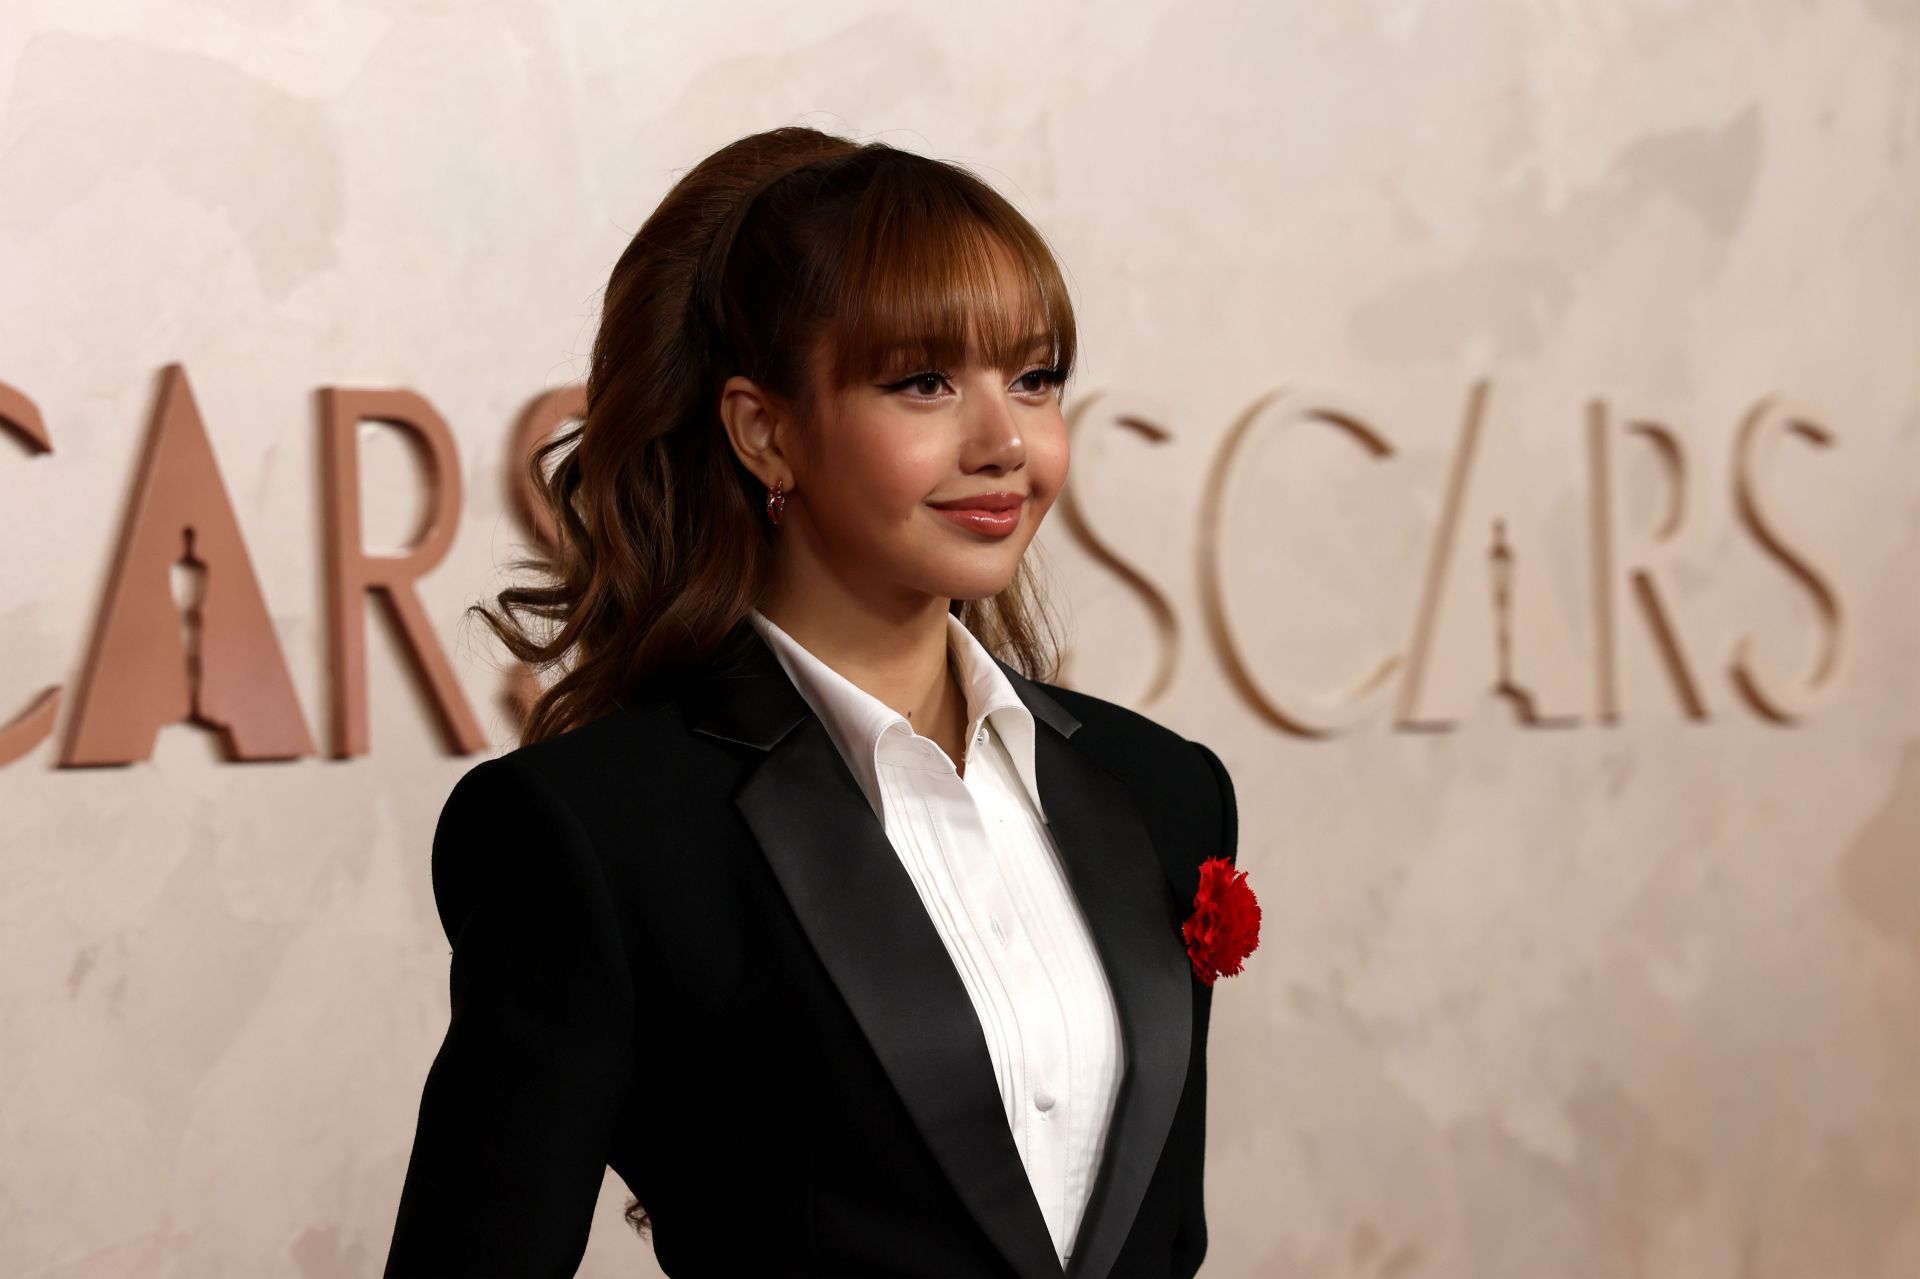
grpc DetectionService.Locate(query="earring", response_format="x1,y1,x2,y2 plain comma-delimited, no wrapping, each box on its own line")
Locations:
765,478,786,525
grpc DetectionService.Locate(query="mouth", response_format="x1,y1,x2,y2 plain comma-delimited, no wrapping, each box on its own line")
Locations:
927,492,1025,538
927,491,1027,512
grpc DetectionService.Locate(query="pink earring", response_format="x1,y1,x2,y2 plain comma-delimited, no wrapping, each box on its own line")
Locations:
765,479,786,525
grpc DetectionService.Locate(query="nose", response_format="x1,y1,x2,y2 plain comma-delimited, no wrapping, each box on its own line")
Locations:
964,383,1026,471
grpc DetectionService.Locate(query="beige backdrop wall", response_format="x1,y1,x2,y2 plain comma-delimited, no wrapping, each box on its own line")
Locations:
4,2,1917,1276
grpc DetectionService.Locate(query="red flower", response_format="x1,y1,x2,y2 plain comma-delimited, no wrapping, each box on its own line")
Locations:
1180,856,1260,986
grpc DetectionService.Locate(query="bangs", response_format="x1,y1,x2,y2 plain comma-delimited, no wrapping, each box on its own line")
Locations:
813,171,1078,392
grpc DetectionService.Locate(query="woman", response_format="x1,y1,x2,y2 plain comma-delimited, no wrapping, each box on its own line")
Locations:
384,125,1239,1279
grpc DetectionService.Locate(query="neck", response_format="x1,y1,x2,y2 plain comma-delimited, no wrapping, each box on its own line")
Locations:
754,586,966,743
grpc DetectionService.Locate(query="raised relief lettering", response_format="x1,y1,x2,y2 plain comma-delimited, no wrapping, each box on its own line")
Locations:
1201,387,1403,736
1060,391,1180,704
1397,379,1587,729
320,387,485,757
0,381,62,766
1728,395,1847,722
0,365,1852,770
61,364,314,765
1588,401,1710,721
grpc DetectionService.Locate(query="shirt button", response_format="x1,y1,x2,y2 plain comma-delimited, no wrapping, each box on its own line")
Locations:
975,724,988,744
1033,1088,1056,1113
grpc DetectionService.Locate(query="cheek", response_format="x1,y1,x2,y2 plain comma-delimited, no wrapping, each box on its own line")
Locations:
880,444,954,512
1028,413,1071,502
821,417,947,514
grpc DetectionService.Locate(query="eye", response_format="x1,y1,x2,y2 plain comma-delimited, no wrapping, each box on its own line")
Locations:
878,370,954,400
875,365,1065,401
1015,365,1066,395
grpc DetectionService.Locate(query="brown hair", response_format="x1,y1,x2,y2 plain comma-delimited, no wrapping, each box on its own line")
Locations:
473,125,1079,763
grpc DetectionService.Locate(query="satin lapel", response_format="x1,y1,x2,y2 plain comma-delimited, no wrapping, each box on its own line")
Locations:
995,658,1195,1279
682,632,1063,1279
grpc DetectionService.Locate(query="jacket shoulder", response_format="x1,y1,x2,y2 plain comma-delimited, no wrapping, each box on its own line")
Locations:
1023,678,1238,878
1033,678,1192,756
447,689,710,828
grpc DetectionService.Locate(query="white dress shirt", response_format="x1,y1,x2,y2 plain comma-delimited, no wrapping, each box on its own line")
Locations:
747,607,1126,1268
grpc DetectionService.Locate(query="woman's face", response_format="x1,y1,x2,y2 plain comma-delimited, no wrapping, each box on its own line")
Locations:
782,326,1070,607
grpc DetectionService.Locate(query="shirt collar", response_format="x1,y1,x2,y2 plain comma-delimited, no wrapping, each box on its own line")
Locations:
746,607,1047,825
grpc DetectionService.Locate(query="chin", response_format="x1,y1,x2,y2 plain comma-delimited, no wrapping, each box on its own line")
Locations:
903,524,1031,598
926,563,1021,602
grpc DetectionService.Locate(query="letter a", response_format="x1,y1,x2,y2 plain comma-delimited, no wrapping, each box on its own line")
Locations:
62,364,315,765
1398,379,1588,727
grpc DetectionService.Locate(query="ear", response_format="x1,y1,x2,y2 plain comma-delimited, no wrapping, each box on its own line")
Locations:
718,374,799,491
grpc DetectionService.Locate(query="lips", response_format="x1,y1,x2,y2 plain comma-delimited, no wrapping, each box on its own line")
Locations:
929,493,1024,539
927,492,1026,512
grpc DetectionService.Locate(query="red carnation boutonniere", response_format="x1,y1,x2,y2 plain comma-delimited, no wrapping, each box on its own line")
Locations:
1180,856,1260,986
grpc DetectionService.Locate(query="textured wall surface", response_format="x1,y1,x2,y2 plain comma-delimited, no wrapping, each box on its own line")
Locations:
3,2,1917,1276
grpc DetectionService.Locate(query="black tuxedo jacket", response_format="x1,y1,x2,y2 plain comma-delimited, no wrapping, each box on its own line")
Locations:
384,624,1239,1279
